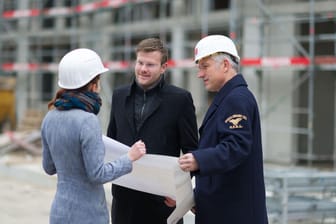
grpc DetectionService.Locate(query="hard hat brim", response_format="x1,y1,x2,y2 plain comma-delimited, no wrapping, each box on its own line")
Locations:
58,67,109,89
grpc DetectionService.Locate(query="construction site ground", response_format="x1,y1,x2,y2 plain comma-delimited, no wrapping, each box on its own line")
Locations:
1,131,335,224
0,151,196,224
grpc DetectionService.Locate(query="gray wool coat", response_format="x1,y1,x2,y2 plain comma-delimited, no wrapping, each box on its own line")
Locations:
41,109,132,224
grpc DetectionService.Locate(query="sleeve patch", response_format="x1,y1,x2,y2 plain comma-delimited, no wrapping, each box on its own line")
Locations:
225,114,247,129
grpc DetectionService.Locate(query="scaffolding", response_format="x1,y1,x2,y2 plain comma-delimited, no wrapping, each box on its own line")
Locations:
1,0,336,167
265,167,336,224
1,1,336,223
230,0,336,168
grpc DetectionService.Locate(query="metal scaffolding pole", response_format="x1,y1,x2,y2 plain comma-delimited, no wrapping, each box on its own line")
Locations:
334,21,336,170
307,0,315,167
229,0,238,41
201,0,209,37
0,0,3,75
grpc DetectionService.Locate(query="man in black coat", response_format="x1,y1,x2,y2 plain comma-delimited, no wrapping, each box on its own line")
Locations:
107,38,198,224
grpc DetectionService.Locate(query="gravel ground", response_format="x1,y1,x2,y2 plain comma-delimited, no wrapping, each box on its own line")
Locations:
2,152,334,224
0,152,195,224
0,174,54,224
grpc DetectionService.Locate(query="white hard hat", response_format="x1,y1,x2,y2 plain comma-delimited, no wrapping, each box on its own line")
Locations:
194,35,240,63
58,48,109,89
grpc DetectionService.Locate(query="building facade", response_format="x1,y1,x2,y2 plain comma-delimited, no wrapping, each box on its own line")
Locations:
1,0,336,167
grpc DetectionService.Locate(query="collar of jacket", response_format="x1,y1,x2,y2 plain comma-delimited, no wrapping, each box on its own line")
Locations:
200,74,247,129
213,74,247,107
127,74,165,96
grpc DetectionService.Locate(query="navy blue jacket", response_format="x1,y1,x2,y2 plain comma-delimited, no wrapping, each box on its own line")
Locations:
192,74,268,224
107,78,198,224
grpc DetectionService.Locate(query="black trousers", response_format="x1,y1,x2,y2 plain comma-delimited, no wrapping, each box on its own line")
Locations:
111,187,183,224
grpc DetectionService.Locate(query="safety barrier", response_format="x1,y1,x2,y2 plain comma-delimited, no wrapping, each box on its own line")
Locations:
265,167,336,224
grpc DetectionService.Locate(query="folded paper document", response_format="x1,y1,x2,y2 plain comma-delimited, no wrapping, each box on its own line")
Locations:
103,135,195,224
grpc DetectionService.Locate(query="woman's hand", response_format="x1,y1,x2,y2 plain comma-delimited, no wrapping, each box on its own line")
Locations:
128,140,146,161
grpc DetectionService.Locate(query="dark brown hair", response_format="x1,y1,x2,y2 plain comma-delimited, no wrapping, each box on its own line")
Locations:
136,38,168,64
47,75,100,110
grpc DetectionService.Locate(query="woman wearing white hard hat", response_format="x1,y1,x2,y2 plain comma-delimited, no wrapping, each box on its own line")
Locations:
41,48,146,224
179,35,268,224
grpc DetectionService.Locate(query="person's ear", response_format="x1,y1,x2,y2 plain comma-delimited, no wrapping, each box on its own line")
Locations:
92,81,101,93
88,82,96,92
160,62,168,73
222,58,230,73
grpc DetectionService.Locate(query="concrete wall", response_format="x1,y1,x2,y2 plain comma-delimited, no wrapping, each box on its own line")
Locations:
2,0,336,166
242,16,296,164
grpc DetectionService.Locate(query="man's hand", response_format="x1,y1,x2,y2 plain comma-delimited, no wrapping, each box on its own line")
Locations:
178,153,199,172
164,197,176,207
191,206,196,214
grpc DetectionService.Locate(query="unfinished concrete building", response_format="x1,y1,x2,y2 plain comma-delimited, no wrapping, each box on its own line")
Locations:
2,1,336,223
1,0,336,168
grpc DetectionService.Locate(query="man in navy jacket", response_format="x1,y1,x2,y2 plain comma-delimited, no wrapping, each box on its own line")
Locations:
179,35,269,224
